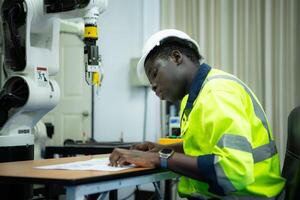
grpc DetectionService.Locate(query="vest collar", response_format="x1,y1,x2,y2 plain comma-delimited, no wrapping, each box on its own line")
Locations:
185,63,212,110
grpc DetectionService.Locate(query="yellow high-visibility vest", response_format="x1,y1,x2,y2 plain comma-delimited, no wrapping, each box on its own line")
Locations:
178,65,285,199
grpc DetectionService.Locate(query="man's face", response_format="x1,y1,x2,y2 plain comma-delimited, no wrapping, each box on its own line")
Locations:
144,56,186,102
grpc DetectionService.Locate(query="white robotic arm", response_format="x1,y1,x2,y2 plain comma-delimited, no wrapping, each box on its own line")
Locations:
0,0,107,154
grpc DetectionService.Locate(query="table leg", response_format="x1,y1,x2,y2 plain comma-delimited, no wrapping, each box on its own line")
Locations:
153,182,163,200
109,190,118,200
164,180,173,200
66,186,84,200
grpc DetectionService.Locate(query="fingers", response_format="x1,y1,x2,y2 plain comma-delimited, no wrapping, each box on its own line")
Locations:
109,148,122,167
109,149,160,168
118,156,131,166
109,148,132,167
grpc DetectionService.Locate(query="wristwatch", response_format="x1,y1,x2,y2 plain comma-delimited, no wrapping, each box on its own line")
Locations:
159,148,174,169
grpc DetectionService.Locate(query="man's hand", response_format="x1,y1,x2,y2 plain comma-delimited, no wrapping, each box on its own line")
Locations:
130,141,164,152
109,148,160,168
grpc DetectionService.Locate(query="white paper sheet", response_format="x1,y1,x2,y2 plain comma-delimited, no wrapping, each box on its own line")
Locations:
35,157,135,171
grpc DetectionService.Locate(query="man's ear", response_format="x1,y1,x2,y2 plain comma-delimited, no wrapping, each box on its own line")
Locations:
170,50,183,65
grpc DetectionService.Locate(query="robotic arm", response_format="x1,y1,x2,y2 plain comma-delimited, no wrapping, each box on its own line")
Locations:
44,0,106,86
0,0,107,156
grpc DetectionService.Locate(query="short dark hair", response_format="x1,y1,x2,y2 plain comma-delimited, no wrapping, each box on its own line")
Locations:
145,37,202,65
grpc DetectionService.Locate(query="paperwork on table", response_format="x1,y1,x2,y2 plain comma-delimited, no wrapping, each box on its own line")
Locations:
35,157,134,171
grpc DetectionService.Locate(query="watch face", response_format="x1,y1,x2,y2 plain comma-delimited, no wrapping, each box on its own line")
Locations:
161,148,173,154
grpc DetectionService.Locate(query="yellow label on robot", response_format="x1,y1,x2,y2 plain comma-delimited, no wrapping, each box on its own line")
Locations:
84,26,98,39
92,72,100,86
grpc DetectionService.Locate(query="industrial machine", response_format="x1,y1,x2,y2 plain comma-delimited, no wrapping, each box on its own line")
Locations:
0,0,107,198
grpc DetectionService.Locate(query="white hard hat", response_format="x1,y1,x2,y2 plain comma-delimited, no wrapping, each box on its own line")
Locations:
137,29,201,84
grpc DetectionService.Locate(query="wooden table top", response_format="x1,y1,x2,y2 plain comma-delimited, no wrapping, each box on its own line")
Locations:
0,154,161,186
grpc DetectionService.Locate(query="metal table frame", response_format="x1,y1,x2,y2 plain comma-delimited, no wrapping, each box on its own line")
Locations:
65,171,178,200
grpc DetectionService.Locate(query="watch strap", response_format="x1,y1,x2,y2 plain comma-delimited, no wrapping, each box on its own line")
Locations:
160,157,168,169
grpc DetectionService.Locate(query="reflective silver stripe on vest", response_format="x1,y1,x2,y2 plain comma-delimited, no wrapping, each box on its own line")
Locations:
217,134,252,153
206,75,277,162
253,140,277,163
215,161,237,194
215,152,276,197
217,134,277,163
207,75,271,141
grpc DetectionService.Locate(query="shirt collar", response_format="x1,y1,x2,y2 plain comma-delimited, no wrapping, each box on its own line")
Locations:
185,63,212,110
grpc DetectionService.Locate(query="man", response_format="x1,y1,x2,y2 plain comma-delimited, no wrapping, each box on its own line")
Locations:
109,29,285,199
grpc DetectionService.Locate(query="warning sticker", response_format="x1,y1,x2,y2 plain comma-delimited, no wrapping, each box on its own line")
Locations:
35,67,49,87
